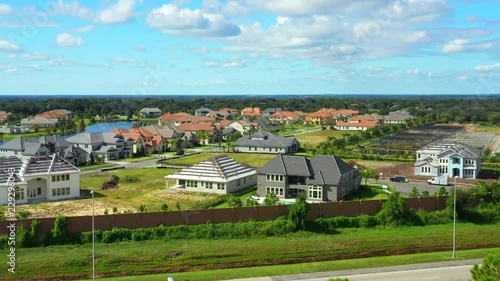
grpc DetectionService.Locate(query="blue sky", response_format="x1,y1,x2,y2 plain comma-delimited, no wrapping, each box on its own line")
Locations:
0,0,498,95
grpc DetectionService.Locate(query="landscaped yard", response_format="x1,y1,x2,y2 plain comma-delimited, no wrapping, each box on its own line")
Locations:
2,167,225,218
342,184,389,200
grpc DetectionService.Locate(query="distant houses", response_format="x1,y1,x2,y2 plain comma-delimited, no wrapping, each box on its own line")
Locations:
0,111,9,123
334,117,378,131
415,142,481,179
20,116,59,128
165,155,257,194
256,154,361,201
195,107,212,117
0,136,89,166
235,130,300,154
0,155,80,205
66,132,132,160
139,108,162,118
36,109,73,121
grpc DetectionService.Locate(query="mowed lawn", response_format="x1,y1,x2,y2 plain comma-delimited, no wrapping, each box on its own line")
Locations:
294,130,357,148
5,222,498,281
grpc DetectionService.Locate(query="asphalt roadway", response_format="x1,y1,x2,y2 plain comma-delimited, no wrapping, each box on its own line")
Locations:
224,259,481,281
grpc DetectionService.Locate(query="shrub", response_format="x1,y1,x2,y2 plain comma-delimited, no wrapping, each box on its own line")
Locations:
16,210,32,219
263,193,279,205
470,253,500,281
104,209,109,215
137,204,147,213
227,195,242,207
112,207,118,214
52,216,67,242
288,195,309,231
160,203,169,211
376,192,406,227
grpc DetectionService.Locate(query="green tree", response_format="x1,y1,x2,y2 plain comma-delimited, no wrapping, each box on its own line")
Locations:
421,190,430,197
263,193,279,205
287,195,310,231
376,192,406,227
175,201,181,210
360,169,376,186
160,203,169,211
52,215,67,241
197,130,208,146
436,186,449,196
227,195,242,207
470,253,500,281
17,210,32,219
409,187,420,198
112,207,118,214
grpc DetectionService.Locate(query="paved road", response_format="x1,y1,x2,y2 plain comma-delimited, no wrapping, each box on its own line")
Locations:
224,259,480,281
369,179,454,195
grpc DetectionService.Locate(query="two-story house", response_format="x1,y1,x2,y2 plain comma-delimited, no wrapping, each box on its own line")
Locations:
334,117,378,131
257,154,361,201
0,154,80,205
195,107,212,117
66,132,132,160
415,142,481,179
139,108,162,118
0,136,89,166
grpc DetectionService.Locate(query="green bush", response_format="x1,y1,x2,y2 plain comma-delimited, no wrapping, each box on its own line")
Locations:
471,253,500,280
376,192,407,227
52,216,67,242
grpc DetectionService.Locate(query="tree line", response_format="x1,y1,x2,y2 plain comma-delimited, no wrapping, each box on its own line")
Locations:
1,95,500,125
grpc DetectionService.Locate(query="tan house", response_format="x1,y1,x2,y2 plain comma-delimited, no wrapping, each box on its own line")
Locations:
334,117,377,131
269,111,301,124
241,107,263,119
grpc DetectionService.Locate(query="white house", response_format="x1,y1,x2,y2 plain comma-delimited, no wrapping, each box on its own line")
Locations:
414,142,481,179
0,155,80,205
227,120,257,134
165,155,256,194
66,132,133,160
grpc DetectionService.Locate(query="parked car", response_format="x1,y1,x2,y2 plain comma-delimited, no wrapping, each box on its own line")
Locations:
389,175,409,183
427,176,449,185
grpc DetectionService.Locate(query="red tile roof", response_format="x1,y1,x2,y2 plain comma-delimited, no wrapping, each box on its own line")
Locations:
336,117,377,128
270,111,301,117
177,122,216,132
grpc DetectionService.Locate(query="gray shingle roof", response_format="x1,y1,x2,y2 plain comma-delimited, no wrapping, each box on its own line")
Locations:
66,132,123,145
0,135,72,153
236,130,298,149
258,154,360,186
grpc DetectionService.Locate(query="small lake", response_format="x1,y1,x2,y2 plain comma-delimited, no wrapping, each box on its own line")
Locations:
0,121,137,146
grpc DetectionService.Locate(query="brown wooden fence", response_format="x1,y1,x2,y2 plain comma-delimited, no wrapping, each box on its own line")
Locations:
0,196,452,235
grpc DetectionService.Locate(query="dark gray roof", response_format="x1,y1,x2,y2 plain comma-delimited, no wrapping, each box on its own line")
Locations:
0,135,72,153
263,108,282,113
257,154,313,177
308,155,360,185
66,132,124,145
62,145,88,158
258,154,360,185
236,130,298,149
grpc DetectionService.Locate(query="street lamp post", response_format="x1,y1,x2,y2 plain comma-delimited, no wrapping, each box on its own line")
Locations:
91,190,95,280
452,176,457,258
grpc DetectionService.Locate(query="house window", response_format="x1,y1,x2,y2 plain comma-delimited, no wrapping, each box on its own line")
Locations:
452,158,460,164
308,185,322,200
237,179,241,186
65,187,70,194
37,187,42,195
266,187,284,196
206,182,213,189
217,183,225,190
15,187,25,200
52,175,56,181
266,174,284,182
52,189,56,196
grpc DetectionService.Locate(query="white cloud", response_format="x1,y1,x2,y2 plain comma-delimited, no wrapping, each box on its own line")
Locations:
21,52,50,61
96,0,141,24
137,44,145,51
458,75,468,80
55,0,141,25
442,39,492,54
474,63,500,71
0,3,13,16
6,54,16,59
465,15,482,22
192,46,209,53
56,33,84,47
0,40,21,52
203,60,219,67
111,57,136,63
407,68,421,75
70,25,95,32
47,58,76,66
400,31,428,44
146,4,240,37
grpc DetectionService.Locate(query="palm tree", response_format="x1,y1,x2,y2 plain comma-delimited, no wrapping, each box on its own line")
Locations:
169,139,179,151
197,131,208,146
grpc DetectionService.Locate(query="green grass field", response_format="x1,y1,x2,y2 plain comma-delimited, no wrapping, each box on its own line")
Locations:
5,222,498,280
343,184,389,200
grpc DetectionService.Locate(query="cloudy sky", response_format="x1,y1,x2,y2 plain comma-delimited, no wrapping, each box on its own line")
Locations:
0,0,498,95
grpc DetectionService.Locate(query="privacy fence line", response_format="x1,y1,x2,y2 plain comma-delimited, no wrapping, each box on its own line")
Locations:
1,196,455,235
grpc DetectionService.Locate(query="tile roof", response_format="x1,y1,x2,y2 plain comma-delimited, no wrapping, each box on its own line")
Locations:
165,155,256,182
177,122,216,132
335,117,377,128
270,111,301,117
